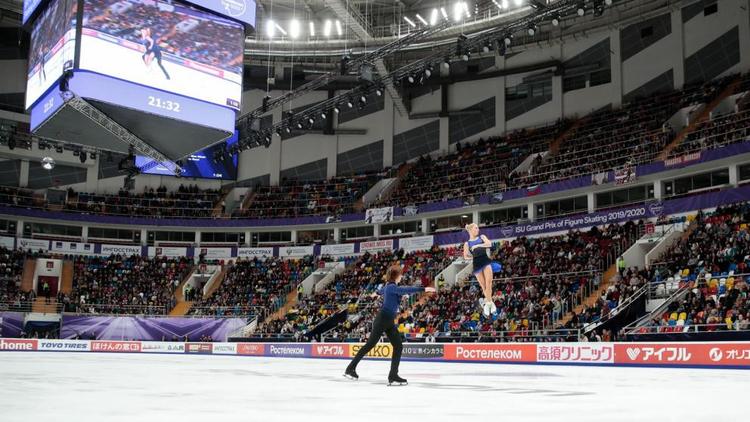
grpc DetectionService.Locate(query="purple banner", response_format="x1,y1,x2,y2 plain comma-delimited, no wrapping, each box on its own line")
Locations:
0,312,25,338
60,315,246,342
69,71,236,132
434,184,750,246
30,81,66,130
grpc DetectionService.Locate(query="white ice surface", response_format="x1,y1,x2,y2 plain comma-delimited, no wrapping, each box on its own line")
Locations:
0,352,745,422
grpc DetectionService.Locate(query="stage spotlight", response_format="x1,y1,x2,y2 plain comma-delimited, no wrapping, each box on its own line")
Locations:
309,21,315,37
359,96,367,104
308,117,315,125
335,20,343,36
296,121,303,129
453,2,463,22
430,9,439,25
416,14,428,26
324,20,332,37
461,52,469,61
482,40,491,53
424,67,432,78
407,74,415,84
442,58,451,69
577,2,586,16
333,105,341,113
551,14,561,26
404,16,416,28
504,34,513,46
346,99,354,108
527,23,537,36
321,111,327,119
41,157,55,171
375,88,383,97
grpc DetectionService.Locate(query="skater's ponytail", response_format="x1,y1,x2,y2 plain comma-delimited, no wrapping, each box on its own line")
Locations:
386,265,402,282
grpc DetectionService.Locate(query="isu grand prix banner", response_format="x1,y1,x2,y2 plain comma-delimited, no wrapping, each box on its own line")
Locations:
1,340,749,368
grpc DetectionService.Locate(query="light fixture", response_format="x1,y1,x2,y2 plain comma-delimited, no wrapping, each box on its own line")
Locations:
296,121,303,129
333,105,341,113
41,157,55,171
527,23,537,36
430,9,438,25
514,0,524,5
275,23,287,36
308,117,315,125
442,58,451,69
503,0,510,8
482,40,491,53
424,67,432,78
416,14,428,26
453,2,464,22
577,2,586,16
407,74,415,84
265,19,275,37
404,16,416,28
289,19,300,39
504,34,513,46
321,111,327,119
324,20,332,37
346,99,354,108
463,1,471,18
309,21,315,37
359,95,367,104
551,13,561,26
79,152,87,163
461,52,469,61
440,7,448,20
335,20,343,36
375,88,383,96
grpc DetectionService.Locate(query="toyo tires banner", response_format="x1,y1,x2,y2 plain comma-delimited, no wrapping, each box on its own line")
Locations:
1,340,749,369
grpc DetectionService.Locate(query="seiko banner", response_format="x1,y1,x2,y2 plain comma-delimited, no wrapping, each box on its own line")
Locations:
149,246,189,258
198,247,232,260
51,241,94,255
360,239,394,253
320,243,355,256
17,238,49,252
237,247,274,258
399,235,434,252
100,244,142,256
365,207,394,224
278,246,314,257
0,236,14,249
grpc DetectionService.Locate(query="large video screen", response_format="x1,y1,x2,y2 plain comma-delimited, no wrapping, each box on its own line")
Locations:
135,131,239,179
79,0,244,110
25,0,77,108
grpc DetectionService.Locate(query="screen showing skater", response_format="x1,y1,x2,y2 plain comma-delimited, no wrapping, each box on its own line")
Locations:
25,0,77,108
79,0,244,110
135,131,239,179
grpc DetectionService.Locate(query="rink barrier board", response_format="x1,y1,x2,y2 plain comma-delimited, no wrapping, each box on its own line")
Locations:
1,339,750,369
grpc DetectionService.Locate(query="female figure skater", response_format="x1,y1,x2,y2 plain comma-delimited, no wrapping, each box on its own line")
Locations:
344,265,435,385
141,27,171,80
463,223,502,317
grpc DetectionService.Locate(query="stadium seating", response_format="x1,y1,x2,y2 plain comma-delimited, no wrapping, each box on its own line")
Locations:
234,174,380,219
68,185,224,218
64,254,193,315
0,247,32,310
669,109,750,158
189,256,317,318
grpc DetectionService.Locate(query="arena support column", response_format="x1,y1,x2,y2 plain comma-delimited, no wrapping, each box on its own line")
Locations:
729,163,739,187
18,160,29,188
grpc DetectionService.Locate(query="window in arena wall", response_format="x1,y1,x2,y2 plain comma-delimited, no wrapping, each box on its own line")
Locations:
480,206,527,227
298,229,334,244
88,227,135,241
256,231,292,244
200,232,240,244
430,214,473,233
381,221,421,236
0,219,15,235
341,226,373,241
31,223,82,238
538,196,587,218
149,231,196,245
664,169,730,197
595,185,654,210
739,163,750,181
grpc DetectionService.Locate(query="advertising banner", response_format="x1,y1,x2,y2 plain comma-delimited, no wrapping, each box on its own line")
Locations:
140,342,185,354
311,344,350,358
350,343,393,359
0,338,38,351
185,343,214,354
0,236,14,249
212,343,237,355
90,341,141,353
399,236,434,252
100,244,142,256
614,343,750,366
278,246,314,258
537,343,614,364
149,246,189,258
360,239,394,253
266,344,311,357
38,339,90,352
51,241,94,255
17,238,49,252
237,343,265,356
199,247,233,260
365,207,394,224
320,243,356,256
665,152,701,168
237,247,274,258
444,344,536,363
403,344,444,359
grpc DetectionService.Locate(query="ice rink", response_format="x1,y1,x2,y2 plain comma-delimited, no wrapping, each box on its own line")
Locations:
0,352,744,422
